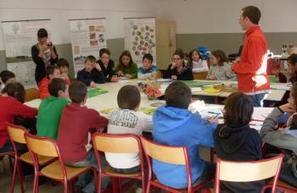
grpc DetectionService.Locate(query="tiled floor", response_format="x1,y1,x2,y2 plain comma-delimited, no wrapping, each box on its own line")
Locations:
0,147,211,193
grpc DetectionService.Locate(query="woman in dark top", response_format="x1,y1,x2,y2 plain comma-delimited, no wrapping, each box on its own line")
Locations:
214,92,264,193
31,28,58,84
97,48,117,82
164,49,193,80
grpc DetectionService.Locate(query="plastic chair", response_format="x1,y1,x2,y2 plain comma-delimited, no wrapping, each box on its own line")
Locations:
92,133,146,193
215,154,284,193
24,133,96,193
7,123,55,193
25,88,39,102
140,136,211,193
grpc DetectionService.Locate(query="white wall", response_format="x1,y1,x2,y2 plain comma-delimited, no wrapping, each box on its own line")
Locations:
150,0,297,34
0,0,155,49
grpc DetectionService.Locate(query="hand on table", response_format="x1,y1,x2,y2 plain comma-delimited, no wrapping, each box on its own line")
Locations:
90,81,96,88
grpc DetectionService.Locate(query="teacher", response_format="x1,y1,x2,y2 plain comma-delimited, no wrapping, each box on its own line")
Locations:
31,28,58,84
232,6,269,107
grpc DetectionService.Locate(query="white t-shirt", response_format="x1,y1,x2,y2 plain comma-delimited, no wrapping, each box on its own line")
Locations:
192,59,209,72
105,109,152,169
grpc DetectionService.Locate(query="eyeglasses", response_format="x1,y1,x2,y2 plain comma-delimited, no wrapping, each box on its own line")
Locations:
172,57,181,61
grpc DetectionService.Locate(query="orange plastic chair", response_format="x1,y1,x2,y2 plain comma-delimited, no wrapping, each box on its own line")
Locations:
24,88,39,102
92,133,146,193
7,123,55,193
25,133,96,193
215,154,284,193
140,136,211,193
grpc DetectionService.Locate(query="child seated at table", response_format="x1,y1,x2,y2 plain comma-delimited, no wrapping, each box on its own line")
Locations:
57,58,71,84
188,49,209,72
138,53,158,80
0,70,16,90
164,49,193,80
152,81,216,189
0,82,37,153
207,50,235,80
38,65,61,99
106,85,152,173
57,81,108,193
97,48,117,82
36,78,69,140
77,55,106,87
214,92,264,193
115,50,138,79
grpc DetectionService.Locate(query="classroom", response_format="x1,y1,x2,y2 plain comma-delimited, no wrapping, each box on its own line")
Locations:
1,0,297,193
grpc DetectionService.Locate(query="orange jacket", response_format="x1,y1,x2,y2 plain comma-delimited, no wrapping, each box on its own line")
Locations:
38,77,50,99
232,26,270,94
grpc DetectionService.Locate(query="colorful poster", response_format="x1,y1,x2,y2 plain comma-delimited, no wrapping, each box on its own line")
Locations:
1,19,52,87
69,18,106,75
124,18,156,67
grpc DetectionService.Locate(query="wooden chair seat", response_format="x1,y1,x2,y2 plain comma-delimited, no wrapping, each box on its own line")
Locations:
103,166,141,178
40,160,92,180
20,152,54,165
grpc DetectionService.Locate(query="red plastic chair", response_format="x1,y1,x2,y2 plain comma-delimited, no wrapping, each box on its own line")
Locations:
140,136,211,193
92,133,146,193
215,154,284,193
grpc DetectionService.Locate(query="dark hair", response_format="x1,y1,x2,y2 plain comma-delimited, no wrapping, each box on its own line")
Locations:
117,85,140,110
289,114,297,129
142,53,153,63
224,92,253,126
1,82,25,103
37,28,48,39
119,50,134,66
288,54,297,83
85,55,96,64
165,81,191,109
46,65,59,77
99,48,111,57
173,49,185,60
57,58,70,68
69,81,87,103
290,82,297,110
189,49,202,62
242,6,261,24
212,50,228,66
48,78,66,97
0,70,15,84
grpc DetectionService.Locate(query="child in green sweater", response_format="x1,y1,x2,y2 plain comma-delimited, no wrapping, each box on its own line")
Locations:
115,50,138,79
36,78,69,140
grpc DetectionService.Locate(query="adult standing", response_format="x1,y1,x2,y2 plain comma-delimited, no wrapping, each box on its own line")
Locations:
232,6,269,107
31,28,58,85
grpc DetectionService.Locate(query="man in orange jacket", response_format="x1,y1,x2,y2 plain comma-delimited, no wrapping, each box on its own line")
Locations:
232,6,270,107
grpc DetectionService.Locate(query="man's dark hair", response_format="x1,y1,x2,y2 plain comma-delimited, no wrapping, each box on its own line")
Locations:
99,48,111,57
142,53,153,63
1,82,25,103
85,55,96,63
37,28,48,38
46,65,59,77
117,85,140,110
242,6,261,24
69,81,87,103
48,78,66,97
57,58,70,68
0,70,15,84
165,81,192,109
224,92,253,126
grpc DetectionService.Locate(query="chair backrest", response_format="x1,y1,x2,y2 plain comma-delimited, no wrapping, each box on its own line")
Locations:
92,133,140,153
215,154,284,193
141,136,187,165
25,88,39,102
25,133,58,158
7,123,27,144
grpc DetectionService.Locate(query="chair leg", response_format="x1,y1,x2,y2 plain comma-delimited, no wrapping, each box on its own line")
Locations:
141,178,146,193
64,180,68,193
33,173,39,193
145,181,150,193
16,161,25,193
9,157,17,193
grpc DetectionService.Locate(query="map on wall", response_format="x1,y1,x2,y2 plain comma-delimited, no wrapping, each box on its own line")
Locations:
1,19,52,87
69,18,107,75
124,18,156,67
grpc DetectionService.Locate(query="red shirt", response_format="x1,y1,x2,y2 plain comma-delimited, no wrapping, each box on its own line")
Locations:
232,25,270,94
57,103,108,163
38,77,50,99
0,96,37,147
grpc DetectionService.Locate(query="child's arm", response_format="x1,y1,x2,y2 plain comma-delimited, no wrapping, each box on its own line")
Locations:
13,101,38,118
126,63,138,79
77,71,91,86
38,80,50,99
139,112,153,132
88,109,108,131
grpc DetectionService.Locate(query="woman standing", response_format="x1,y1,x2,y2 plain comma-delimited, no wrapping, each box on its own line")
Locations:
31,28,58,84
